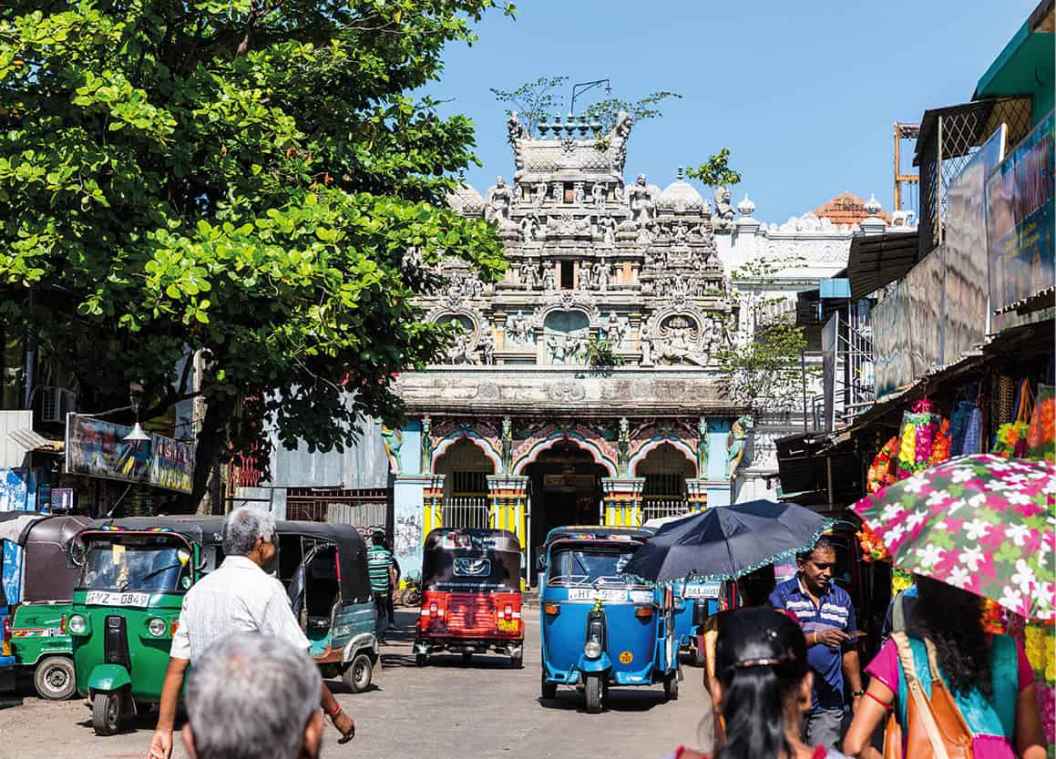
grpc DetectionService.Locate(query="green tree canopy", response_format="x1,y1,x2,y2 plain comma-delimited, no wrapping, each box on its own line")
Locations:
686,147,742,188
0,0,511,505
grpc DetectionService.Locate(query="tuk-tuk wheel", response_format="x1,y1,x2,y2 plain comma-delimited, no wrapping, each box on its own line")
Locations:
663,672,679,701
415,654,428,667
584,674,604,714
34,656,76,701
91,691,123,736
690,645,706,668
540,670,557,700
341,654,374,693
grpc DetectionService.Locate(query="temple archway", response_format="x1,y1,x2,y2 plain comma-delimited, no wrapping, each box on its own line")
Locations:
634,442,695,523
434,438,495,529
523,440,607,572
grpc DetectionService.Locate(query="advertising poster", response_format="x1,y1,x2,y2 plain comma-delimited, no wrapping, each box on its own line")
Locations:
986,110,1055,331
65,416,194,494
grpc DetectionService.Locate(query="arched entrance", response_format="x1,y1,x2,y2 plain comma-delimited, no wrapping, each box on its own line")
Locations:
524,440,607,569
434,438,495,529
635,442,695,523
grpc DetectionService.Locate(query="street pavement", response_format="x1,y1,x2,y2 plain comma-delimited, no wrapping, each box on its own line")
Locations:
0,609,711,759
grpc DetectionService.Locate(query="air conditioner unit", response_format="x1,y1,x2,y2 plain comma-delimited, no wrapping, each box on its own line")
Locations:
40,386,77,423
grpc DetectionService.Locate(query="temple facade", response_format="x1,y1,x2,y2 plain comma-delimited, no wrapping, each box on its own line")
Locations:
388,113,894,580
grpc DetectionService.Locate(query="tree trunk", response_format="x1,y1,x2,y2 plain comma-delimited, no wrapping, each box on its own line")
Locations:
187,394,236,513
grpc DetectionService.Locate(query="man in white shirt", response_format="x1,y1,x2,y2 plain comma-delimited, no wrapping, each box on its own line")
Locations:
147,508,355,759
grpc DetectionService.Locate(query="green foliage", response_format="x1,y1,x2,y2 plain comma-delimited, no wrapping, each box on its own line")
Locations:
584,335,620,370
0,0,511,502
686,148,742,189
717,321,809,414
490,77,680,137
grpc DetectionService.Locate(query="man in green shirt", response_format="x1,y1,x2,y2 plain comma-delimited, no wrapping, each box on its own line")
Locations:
367,530,395,642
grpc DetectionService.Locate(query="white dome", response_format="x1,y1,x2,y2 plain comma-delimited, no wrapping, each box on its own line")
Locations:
446,184,484,212
656,180,705,212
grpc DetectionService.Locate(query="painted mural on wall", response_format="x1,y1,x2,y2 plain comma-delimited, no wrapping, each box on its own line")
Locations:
394,507,424,583
1,467,39,606
65,416,194,493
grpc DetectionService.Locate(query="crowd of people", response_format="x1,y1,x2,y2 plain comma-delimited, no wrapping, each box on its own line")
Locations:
141,509,1047,759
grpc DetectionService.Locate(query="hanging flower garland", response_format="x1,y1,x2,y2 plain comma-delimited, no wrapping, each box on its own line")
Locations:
856,524,890,563
867,435,900,494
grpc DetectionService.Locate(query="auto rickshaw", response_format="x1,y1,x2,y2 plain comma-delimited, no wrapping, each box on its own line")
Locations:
0,512,96,699
672,578,721,667
414,528,523,667
69,516,378,735
539,526,680,713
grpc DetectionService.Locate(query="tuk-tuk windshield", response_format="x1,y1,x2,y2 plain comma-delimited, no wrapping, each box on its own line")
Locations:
548,545,641,586
81,536,192,593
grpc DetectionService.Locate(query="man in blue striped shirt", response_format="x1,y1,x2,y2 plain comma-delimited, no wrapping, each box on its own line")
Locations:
768,538,864,749
367,530,395,642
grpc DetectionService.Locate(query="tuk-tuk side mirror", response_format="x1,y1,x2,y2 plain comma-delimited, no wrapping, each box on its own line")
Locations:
692,602,709,627
67,538,87,568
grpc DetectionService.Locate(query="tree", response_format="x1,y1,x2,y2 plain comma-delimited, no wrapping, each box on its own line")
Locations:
491,76,681,137
0,0,512,507
686,148,742,189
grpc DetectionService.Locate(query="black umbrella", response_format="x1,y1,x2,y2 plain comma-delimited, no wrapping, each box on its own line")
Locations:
624,500,835,583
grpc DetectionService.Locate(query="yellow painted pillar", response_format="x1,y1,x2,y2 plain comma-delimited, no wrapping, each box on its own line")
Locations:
422,475,446,541
601,478,645,527
686,478,709,512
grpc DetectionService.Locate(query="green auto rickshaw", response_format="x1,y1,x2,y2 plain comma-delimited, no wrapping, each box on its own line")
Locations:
70,516,378,735
3,512,97,700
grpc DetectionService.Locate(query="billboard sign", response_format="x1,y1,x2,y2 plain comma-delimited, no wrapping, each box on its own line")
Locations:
65,416,194,494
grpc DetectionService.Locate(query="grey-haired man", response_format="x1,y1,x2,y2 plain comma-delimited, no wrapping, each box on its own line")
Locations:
182,633,323,759
147,508,354,759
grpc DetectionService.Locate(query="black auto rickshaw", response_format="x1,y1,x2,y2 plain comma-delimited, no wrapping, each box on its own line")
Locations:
1,512,97,699
414,528,524,667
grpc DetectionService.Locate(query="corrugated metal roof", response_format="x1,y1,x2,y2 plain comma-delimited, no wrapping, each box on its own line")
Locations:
846,231,919,301
267,416,390,490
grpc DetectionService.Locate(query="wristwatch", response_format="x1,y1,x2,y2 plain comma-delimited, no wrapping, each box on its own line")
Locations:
852,689,865,698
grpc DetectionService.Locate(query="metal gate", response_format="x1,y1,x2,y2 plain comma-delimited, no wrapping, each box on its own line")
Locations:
285,488,389,529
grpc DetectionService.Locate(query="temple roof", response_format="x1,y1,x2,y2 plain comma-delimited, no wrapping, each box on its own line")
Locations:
813,192,890,226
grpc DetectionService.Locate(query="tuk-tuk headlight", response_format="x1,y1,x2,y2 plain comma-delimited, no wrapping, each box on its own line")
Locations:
584,616,605,659
584,640,603,659
147,618,167,638
68,614,88,636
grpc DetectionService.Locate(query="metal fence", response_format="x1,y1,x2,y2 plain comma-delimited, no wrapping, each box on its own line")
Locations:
442,496,490,529
285,487,389,529
916,98,1032,258
641,498,692,524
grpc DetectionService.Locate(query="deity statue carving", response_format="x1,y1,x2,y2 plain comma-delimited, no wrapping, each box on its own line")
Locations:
446,330,477,365
712,186,736,231
628,174,655,226
520,213,540,243
573,183,585,205
593,261,612,291
420,416,433,473
534,183,547,206
726,414,754,478
505,310,533,345
506,112,526,143
501,417,513,473
591,183,605,206
519,260,539,290
550,181,562,204
486,176,512,225
696,416,709,476
599,215,617,246
672,221,689,245
617,416,631,476
578,262,594,290
604,311,626,346
541,261,558,291
546,333,582,365
479,329,495,365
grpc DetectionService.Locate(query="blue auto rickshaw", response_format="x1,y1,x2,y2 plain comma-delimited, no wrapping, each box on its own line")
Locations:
672,578,721,667
538,526,680,713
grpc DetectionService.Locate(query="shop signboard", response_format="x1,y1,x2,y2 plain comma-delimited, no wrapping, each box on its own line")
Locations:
65,416,194,494
986,110,1055,332
945,125,1006,359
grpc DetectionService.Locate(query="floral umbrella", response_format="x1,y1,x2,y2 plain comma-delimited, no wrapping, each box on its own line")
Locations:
852,454,1056,622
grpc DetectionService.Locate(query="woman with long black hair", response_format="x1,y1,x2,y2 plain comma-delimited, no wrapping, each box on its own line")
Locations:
843,575,1045,759
665,607,849,759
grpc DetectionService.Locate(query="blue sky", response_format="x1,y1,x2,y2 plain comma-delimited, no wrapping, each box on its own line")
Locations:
431,1,1036,223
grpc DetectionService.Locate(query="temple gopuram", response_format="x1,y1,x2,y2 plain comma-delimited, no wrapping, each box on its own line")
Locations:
386,113,897,579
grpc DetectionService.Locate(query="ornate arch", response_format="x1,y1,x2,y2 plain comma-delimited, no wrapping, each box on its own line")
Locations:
628,437,697,477
431,430,502,473
425,305,484,346
512,432,617,477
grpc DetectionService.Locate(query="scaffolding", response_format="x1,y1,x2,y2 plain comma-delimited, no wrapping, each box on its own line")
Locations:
820,301,875,431
893,122,920,213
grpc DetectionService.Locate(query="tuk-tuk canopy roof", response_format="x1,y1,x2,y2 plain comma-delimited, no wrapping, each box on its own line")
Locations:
90,516,229,546
0,512,98,603
424,528,521,554
544,525,654,546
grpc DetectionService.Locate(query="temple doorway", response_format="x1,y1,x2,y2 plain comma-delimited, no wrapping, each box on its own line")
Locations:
524,440,606,580
434,438,494,529
635,442,695,523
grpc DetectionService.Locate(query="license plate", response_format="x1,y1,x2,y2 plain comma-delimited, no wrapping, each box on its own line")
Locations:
567,588,628,603
684,582,721,599
497,619,518,632
85,591,150,608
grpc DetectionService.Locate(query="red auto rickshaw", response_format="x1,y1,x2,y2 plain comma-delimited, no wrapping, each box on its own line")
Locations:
413,528,523,668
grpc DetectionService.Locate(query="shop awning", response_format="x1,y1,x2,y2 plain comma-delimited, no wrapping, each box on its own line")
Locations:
7,427,63,454
846,231,918,301
913,98,1033,166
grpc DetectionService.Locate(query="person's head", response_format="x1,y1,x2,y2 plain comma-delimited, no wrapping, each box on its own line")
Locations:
713,608,811,759
796,537,838,595
738,565,776,607
181,633,323,759
910,574,990,697
222,507,277,568
372,529,386,548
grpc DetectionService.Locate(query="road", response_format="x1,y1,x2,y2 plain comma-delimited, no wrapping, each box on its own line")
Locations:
0,609,712,759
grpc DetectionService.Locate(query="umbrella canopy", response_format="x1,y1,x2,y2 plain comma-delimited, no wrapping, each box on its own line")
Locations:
853,454,1056,622
623,500,835,583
